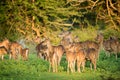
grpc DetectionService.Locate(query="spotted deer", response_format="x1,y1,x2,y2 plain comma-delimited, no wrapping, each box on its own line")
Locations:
39,38,65,72
0,39,10,52
66,51,76,73
21,48,29,60
9,42,23,60
103,36,119,60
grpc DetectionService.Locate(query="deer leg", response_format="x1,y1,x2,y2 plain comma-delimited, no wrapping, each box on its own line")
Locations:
73,60,75,72
82,61,85,72
56,57,58,72
1,55,4,60
71,61,75,73
37,52,41,58
52,58,56,72
11,51,16,60
67,61,70,73
57,57,60,66
70,62,73,73
90,62,92,70
77,60,81,73
94,61,96,71
9,53,12,59
92,60,96,71
52,60,55,72
49,59,51,72
55,60,58,72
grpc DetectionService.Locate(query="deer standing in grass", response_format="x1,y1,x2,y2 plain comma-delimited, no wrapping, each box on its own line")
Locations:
39,38,65,72
103,36,119,60
9,42,23,60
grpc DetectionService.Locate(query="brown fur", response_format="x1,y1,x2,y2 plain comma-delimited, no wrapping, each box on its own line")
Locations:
83,33,103,60
59,31,73,44
21,48,29,60
9,42,23,60
0,47,8,60
76,48,97,72
0,39,10,52
63,34,102,72
39,39,65,72
36,40,48,60
76,49,86,72
53,45,65,65
103,37,119,59
83,41,100,60
85,48,97,70
66,51,76,73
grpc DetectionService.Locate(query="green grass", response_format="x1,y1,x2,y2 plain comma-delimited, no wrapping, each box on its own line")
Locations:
0,51,120,80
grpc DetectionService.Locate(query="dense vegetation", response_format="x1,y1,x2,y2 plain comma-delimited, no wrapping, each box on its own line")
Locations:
0,51,120,80
0,0,120,41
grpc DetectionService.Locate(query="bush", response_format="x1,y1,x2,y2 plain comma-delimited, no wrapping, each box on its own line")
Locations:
103,29,120,39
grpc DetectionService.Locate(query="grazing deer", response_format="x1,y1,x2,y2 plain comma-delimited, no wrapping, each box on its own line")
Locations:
0,39,10,52
9,42,23,60
0,47,8,60
36,41,48,60
21,48,29,60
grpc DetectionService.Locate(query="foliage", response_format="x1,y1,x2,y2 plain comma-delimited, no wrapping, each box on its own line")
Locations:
103,29,120,39
0,51,120,80
72,27,98,41
0,0,119,41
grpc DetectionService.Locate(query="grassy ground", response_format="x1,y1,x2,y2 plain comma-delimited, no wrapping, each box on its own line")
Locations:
0,51,120,80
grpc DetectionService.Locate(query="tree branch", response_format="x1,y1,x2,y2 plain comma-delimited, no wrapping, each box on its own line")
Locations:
16,28,26,35
108,0,117,10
